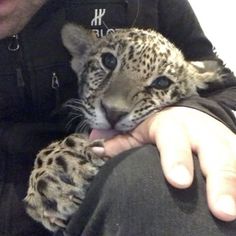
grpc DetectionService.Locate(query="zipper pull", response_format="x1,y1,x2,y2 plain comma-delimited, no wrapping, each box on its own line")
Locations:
51,72,60,89
8,34,20,51
51,72,60,108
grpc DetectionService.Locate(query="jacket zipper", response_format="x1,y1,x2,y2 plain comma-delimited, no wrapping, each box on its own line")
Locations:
8,34,26,109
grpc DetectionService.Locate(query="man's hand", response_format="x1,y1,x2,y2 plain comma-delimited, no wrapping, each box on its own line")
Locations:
103,107,236,222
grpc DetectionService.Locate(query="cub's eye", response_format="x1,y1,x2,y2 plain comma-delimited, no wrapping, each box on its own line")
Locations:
101,52,117,70
151,76,173,89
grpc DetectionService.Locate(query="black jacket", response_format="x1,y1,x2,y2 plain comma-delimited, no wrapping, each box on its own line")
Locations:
1,1,236,236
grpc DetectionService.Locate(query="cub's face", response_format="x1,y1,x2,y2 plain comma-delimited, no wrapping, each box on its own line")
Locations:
62,24,218,131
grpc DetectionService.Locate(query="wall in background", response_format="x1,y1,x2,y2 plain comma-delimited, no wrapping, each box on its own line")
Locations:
188,0,236,73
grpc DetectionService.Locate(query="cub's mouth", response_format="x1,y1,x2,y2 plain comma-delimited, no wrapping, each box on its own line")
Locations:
89,128,121,141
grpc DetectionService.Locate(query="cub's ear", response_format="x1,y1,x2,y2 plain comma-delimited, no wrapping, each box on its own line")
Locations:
61,23,95,57
190,60,220,73
61,23,97,75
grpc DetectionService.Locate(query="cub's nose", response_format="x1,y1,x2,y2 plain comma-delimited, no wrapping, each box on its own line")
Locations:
101,101,128,128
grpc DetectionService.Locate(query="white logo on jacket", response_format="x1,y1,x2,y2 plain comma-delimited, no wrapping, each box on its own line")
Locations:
91,9,106,26
91,8,115,37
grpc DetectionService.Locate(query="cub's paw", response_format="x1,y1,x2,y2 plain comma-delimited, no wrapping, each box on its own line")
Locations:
24,134,110,232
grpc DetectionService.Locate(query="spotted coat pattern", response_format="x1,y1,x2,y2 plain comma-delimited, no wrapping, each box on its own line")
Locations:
24,134,109,231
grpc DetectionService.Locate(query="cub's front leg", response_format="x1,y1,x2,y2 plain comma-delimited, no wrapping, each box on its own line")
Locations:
24,133,109,232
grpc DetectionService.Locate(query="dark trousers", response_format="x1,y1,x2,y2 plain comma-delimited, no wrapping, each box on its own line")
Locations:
62,145,236,236
1,144,236,236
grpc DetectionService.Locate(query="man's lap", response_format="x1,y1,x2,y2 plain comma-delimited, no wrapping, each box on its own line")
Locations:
1,144,235,236
64,144,236,236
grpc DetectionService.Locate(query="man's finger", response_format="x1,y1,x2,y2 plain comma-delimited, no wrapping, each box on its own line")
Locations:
207,171,236,221
153,118,194,188
104,133,141,156
198,142,236,221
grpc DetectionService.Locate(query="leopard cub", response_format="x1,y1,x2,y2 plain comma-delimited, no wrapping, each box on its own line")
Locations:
24,23,234,232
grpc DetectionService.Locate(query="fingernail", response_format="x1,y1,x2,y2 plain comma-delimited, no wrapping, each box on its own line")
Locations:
169,165,192,188
215,195,236,217
91,146,105,156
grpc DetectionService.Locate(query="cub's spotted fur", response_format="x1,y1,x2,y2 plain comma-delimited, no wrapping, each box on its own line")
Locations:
24,134,109,231
24,24,233,232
